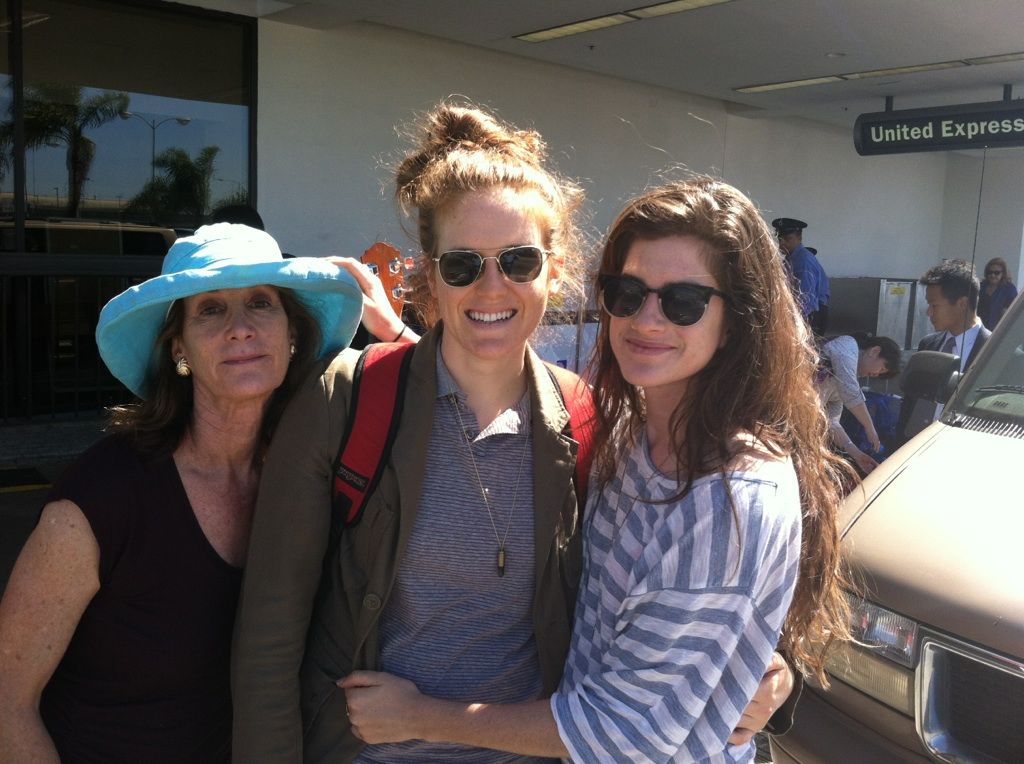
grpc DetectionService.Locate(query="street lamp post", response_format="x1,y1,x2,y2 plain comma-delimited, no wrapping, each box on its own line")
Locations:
120,111,192,184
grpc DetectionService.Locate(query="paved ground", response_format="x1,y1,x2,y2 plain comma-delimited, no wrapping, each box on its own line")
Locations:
0,416,105,467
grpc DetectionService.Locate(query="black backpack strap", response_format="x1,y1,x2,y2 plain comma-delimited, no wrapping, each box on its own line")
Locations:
331,342,415,530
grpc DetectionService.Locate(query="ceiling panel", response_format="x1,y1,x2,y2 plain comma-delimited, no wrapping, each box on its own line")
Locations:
197,0,1024,127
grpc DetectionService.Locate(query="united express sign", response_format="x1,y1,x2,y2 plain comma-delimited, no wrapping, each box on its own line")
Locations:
854,100,1024,156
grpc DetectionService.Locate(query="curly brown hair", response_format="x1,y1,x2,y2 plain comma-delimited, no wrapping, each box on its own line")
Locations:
393,101,586,325
589,178,853,685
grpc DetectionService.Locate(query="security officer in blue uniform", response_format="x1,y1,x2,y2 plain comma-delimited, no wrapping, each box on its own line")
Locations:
772,217,829,336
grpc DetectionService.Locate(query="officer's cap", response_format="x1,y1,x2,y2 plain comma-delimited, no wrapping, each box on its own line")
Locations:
771,217,807,235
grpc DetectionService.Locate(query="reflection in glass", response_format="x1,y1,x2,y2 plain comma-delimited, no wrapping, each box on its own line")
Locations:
0,0,252,418
21,84,129,217
14,0,251,232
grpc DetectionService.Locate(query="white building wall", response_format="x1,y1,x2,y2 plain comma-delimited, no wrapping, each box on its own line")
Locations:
723,115,948,279
256,19,1012,287
939,154,985,266
257,20,732,260
938,152,1024,283
973,154,1024,283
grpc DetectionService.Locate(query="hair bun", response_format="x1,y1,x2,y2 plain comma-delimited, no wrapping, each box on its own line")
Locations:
429,105,546,164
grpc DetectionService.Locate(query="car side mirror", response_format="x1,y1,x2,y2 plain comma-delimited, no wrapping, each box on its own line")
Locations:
900,350,960,403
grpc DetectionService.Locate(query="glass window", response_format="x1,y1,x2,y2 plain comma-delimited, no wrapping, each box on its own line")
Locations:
3,0,252,231
0,0,253,419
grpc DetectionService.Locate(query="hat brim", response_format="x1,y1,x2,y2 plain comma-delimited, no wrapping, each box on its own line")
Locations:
97,257,364,398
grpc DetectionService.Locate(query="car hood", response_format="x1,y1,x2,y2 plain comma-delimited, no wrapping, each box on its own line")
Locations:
840,421,1024,660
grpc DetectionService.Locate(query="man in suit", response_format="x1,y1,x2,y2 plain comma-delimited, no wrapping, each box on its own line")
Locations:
918,258,990,365
772,217,829,335
898,259,991,443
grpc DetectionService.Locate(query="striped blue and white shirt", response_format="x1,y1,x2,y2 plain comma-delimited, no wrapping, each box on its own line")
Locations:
551,433,802,763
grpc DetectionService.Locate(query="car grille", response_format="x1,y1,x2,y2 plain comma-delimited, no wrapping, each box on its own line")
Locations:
918,637,1024,763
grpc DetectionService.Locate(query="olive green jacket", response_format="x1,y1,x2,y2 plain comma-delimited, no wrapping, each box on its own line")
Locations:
231,327,585,763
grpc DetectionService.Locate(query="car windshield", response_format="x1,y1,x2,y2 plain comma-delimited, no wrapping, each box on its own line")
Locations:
945,298,1024,428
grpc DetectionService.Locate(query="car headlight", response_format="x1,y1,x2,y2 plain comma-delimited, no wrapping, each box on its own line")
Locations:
847,594,918,668
824,594,920,715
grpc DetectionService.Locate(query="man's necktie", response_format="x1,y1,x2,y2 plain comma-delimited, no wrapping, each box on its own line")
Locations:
940,334,956,354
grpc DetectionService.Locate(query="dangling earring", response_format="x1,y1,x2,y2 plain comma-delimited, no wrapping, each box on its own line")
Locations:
175,357,192,377
289,343,296,360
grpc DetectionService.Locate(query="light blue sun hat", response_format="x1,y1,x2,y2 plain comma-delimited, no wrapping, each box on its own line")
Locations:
97,222,363,398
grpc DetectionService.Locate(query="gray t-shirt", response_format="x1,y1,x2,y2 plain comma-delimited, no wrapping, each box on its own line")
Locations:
357,350,551,764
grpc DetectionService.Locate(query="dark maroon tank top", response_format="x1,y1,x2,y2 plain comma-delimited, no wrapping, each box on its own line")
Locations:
39,435,242,763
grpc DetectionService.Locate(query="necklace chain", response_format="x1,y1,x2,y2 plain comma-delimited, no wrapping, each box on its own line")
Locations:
449,394,530,577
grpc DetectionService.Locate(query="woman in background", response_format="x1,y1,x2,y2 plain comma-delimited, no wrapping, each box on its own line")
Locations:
978,256,1017,330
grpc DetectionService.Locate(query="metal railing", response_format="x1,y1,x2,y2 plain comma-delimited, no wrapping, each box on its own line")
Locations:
1,254,162,422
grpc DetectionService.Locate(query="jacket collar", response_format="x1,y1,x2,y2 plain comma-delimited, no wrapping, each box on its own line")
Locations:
391,325,580,597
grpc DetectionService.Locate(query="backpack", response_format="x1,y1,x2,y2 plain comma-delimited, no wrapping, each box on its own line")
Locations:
331,342,595,531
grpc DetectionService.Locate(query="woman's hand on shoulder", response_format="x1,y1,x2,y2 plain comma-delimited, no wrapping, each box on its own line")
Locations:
326,256,417,343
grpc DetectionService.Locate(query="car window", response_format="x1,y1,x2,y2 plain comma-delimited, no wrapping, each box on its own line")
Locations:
946,302,1024,426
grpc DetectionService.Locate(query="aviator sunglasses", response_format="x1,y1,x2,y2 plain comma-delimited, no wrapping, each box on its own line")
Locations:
598,274,728,326
433,245,549,288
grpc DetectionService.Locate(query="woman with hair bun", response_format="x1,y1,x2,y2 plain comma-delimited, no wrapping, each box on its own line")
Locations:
232,106,792,762
341,179,851,762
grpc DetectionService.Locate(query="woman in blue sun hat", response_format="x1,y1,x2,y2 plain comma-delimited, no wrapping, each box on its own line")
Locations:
0,223,362,762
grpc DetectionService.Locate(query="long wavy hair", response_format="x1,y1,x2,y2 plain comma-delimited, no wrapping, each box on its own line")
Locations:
394,101,586,325
589,178,852,684
106,288,321,468
984,256,1013,287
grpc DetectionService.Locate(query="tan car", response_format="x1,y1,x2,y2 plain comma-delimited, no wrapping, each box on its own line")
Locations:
772,294,1024,763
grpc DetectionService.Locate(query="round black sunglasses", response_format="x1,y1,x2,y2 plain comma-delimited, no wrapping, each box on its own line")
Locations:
433,246,548,288
598,274,728,326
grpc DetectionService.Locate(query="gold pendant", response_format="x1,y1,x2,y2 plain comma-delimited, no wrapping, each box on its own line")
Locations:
497,547,506,577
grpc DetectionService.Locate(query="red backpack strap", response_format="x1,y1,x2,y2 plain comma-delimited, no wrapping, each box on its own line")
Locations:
543,362,596,509
332,342,415,528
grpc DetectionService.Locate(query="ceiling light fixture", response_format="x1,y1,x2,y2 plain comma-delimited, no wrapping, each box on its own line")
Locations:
626,0,733,19
516,0,734,43
515,13,636,43
735,76,844,94
842,60,966,80
731,52,1024,93
965,51,1024,65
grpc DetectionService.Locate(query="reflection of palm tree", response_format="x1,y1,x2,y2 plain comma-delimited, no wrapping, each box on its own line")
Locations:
1,84,129,216
158,146,219,225
125,145,220,227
